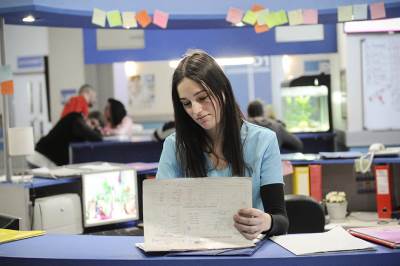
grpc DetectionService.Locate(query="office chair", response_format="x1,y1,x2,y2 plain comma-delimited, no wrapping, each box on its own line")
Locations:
285,194,325,234
0,213,20,230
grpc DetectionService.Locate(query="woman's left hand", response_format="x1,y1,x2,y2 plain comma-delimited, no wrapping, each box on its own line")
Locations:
233,208,272,240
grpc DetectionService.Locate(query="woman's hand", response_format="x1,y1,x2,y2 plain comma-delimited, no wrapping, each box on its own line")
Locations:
233,208,272,240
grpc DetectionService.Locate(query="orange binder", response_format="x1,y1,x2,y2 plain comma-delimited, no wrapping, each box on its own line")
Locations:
374,165,393,219
309,164,322,202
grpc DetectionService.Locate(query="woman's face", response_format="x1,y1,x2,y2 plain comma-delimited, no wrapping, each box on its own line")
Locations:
177,77,221,133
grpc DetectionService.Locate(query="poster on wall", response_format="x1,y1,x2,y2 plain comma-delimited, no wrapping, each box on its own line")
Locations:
127,74,155,110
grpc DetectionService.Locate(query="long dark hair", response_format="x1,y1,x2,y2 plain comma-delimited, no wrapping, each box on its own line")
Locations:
172,50,245,177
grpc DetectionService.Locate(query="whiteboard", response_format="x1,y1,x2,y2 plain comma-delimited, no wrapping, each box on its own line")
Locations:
362,35,400,130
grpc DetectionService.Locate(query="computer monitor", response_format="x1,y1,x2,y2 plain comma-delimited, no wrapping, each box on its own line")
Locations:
81,169,139,227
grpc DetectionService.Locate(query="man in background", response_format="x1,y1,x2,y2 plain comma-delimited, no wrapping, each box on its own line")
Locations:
247,99,303,153
61,84,96,118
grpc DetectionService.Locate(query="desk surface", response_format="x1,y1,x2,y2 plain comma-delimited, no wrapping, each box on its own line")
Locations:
288,156,400,165
0,234,399,266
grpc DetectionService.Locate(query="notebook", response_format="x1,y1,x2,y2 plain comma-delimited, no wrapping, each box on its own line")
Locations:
0,229,45,244
348,226,400,249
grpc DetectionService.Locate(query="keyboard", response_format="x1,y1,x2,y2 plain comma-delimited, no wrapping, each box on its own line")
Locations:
90,227,143,236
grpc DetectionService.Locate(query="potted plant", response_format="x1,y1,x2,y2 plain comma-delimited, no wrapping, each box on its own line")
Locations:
325,191,348,221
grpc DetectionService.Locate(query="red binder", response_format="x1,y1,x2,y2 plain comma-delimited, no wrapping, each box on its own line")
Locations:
374,165,393,219
309,164,322,202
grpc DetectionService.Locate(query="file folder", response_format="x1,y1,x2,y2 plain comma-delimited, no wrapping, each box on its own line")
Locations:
293,166,310,196
309,164,322,202
374,165,393,219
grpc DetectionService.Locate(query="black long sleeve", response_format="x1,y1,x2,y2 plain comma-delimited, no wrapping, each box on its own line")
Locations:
260,183,289,236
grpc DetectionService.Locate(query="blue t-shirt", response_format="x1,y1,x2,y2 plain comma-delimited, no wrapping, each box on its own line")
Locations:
156,121,283,211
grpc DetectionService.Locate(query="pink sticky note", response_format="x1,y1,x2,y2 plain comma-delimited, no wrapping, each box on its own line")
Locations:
370,2,386,19
303,9,318,24
226,7,244,24
153,9,169,28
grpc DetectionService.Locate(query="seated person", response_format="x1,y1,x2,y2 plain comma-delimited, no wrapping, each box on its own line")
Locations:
247,100,303,152
103,98,143,136
60,84,96,119
153,120,175,142
88,110,106,134
33,112,102,166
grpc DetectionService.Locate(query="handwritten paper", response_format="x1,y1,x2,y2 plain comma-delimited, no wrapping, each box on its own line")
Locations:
303,9,318,24
370,2,386,20
136,10,152,28
288,9,303,26
153,10,169,29
242,10,257,25
142,177,253,252
338,5,353,22
226,7,244,24
107,10,122,27
122,11,137,28
352,4,368,20
92,8,106,27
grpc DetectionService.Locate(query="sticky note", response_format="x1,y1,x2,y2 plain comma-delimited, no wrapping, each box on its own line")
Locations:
370,2,386,20
257,9,269,25
107,10,122,27
226,7,244,24
153,10,169,28
254,23,269,33
275,9,288,26
352,4,367,20
1,80,14,95
303,9,318,24
251,4,265,12
0,65,12,83
136,10,152,28
242,10,257,25
265,12,278,28
338,5,353,22
122,12,137,28
288,9,303,25
92,8,106,27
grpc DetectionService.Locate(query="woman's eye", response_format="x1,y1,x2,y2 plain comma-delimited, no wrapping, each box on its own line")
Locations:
198,96,208,102
182,101,191,107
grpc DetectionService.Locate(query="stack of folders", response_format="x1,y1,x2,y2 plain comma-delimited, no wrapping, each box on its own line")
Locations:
348,226,400,249
0,229,45,244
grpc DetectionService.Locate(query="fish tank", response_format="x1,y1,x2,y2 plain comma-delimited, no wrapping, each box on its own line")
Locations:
281,74,332,133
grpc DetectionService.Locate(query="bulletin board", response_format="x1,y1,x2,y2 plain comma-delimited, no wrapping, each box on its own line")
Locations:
362,35,400,130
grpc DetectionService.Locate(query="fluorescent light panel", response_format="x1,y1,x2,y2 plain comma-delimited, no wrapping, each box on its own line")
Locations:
344,18,400,33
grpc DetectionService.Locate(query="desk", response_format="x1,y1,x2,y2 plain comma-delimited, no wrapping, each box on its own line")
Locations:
0,235,399,266
325,212,399,230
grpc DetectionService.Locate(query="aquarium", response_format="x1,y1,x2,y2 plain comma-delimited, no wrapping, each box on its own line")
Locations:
281,85,331,133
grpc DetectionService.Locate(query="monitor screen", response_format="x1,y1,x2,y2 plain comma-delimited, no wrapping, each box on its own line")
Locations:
82,169,138,227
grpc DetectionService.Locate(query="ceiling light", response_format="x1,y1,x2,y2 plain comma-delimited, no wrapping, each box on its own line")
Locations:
22,15,35,23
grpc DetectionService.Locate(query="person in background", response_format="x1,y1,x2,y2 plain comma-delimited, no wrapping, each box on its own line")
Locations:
88,110,106,134
61,84,97,118
34,112,102,166
153,120,175,142
156,50,288,240
103,98,143,136
247,99,303,153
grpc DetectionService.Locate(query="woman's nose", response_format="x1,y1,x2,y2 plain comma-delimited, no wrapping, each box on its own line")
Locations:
191,101,202,115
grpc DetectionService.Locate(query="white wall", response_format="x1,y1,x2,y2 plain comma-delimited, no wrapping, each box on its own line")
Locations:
48,27,85,122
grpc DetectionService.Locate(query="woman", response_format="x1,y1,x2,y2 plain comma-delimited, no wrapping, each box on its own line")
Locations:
156,51,288,240
103,98,143,136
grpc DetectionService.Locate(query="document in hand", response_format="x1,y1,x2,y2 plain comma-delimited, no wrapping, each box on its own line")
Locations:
139,177,254,252
348,226,400,248
0,229,45,244
270,226,376,255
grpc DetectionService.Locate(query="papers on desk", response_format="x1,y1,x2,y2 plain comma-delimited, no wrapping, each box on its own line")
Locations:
139,177,253,252
270,226,376,255
31,163,125,178
0,229,45,244
280,153,320,161
319,151,363,159
348,226,400,249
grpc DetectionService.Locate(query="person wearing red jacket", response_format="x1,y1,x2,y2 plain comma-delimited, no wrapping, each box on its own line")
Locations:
61,84,96,118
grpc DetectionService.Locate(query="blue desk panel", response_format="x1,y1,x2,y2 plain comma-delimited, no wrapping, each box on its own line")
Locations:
0,235,399,266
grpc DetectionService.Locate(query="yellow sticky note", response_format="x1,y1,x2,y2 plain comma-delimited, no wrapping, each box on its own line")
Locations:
153,10,169,29
242,10,257,25
122,12,137,28
338,5,353,22
256,9,269,25
288,9,303,25
265,12,277,28
275,10,288,26
107,10,122,27
92,8,106,27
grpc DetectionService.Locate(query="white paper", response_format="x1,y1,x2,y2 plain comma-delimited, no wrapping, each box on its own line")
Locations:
31,167,84,178
271,226,375,255
142,177,254,252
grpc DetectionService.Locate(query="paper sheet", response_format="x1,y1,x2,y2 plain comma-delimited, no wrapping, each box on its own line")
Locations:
271,226,376,255
142,177,253,252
